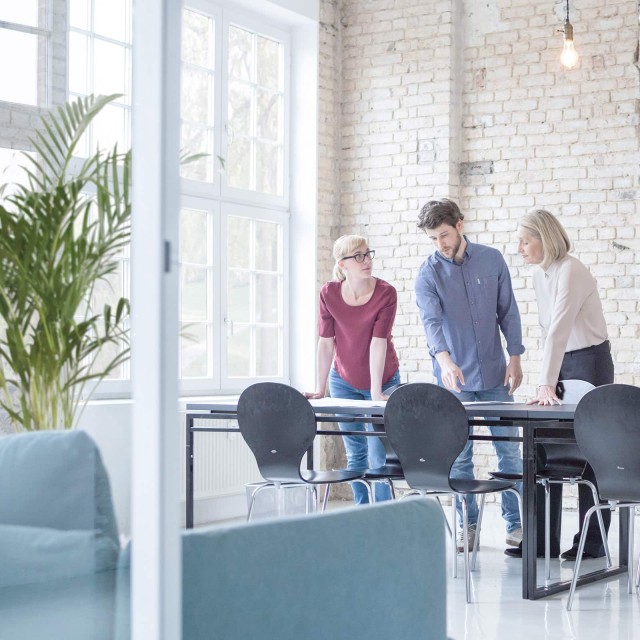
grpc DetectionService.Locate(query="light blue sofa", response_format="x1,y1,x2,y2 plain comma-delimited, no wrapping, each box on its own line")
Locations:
0,430,120,640
0,431,447,640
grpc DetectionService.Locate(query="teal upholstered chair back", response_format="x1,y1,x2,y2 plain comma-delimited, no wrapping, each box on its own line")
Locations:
0,430,118,542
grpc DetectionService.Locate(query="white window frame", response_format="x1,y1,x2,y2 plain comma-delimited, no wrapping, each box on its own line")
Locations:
220,10,290,210
219,202,289,389
179,1,292,395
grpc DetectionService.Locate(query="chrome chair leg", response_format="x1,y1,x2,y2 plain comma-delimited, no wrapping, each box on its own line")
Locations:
435,495,452,537
542,478,551,584
461,496,471,603
247,482,271,522
321,483,331,512
628,509,635,594
472,494,485,571
580,479,612,567
567,504,599,610
451,498,458,579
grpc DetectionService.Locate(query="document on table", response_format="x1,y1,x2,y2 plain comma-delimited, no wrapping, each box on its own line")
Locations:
461,401,514,405
309,398,387,409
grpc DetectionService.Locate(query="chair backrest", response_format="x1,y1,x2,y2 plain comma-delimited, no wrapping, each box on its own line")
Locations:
384,383,469,493
573,383,640,502
237,382,316,483
557,379,595,404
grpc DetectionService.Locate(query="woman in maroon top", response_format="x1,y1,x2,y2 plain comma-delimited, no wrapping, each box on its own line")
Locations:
304,235,400,503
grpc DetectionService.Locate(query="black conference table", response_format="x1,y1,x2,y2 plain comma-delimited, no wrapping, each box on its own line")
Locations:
185,398,629,601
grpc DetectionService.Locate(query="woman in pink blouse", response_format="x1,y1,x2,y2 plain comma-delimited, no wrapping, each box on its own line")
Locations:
304,235,400,503
518,209,613,560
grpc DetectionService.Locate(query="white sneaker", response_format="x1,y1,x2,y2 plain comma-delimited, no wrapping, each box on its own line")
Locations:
506,527,522,546
456,524,477,552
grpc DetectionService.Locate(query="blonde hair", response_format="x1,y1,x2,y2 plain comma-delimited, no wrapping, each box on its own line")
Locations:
332,235,368,281
519,209,571,269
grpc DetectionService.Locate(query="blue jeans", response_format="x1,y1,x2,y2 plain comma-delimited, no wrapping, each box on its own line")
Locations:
328,368,401,504
450,385,522,533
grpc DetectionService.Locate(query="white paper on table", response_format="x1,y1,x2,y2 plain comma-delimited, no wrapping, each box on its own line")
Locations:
461,401,514,405
309,398,387,409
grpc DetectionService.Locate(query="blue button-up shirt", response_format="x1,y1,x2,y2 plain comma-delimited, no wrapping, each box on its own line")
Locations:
415,238,525,391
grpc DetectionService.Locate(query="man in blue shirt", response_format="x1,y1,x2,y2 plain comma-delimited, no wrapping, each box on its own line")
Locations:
415,198,524,551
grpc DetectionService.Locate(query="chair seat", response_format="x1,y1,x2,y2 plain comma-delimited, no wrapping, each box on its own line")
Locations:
449,478,516,495
301,469,364,484
489,471,522,482
364,464,404,480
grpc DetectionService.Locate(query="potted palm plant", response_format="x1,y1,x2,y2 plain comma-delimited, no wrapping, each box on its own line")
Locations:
0,94,131,431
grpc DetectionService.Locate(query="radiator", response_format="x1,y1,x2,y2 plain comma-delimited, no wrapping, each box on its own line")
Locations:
181,416,263,500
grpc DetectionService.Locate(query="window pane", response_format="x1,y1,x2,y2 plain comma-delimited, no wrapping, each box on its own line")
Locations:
255,142,280,196
256,327,279,376
92,270,124,311
182,67,213,125
181,323,209,378
227,217,250,269
255,274,278,323
180,208,208,265
228,26,252,82
0,1,38,26
0,29,37,105
182,10,214,67
0,148,31,203
94,0,130,42
227,271,250,323
256,36,281,90
68,32,89,95
226,137,251,190
255,221,278,271
256,89,280,141
181,267,208,322
180,124,212,181
228,81,251,139
227,325,250,377
93,39,129,97
69,0,90,30
91,103,129,153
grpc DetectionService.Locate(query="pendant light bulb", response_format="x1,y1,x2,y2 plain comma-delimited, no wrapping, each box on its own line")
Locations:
560,21,578,68
560,2,579,69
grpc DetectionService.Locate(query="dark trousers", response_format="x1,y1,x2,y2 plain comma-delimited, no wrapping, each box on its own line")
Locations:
537,340,614,556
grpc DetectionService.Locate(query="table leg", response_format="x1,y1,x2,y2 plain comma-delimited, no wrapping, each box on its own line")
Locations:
186,414,194,529
523,421,537,599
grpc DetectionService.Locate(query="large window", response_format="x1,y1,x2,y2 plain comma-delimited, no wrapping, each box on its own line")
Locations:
179,4,289,393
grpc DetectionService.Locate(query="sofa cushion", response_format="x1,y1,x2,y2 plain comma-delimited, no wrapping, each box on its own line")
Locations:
0,431,118,544
0,524,119,588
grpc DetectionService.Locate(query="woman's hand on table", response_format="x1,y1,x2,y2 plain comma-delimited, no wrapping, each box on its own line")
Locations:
302,391,325,399
370,390,389,402
526,384,561,406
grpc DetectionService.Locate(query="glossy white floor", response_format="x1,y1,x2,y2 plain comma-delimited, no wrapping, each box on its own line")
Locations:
445,503,640,640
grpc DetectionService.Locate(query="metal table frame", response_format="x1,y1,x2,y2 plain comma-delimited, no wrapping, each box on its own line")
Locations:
185,399,628,600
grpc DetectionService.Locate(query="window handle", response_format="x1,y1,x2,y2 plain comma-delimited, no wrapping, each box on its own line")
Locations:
224,316,234,337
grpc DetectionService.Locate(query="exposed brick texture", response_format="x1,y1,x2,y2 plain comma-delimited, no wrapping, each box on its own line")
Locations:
319,0,640,507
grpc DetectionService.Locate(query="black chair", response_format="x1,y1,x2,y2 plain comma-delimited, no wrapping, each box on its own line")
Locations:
567,383,640,610
384,382,517,603
237,382,368,520
489,379,611,582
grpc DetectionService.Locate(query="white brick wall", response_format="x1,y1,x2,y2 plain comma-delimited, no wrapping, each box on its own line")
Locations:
318,0,640,507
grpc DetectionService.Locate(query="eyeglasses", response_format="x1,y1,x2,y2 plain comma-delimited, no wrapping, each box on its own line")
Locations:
342,249,375,263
